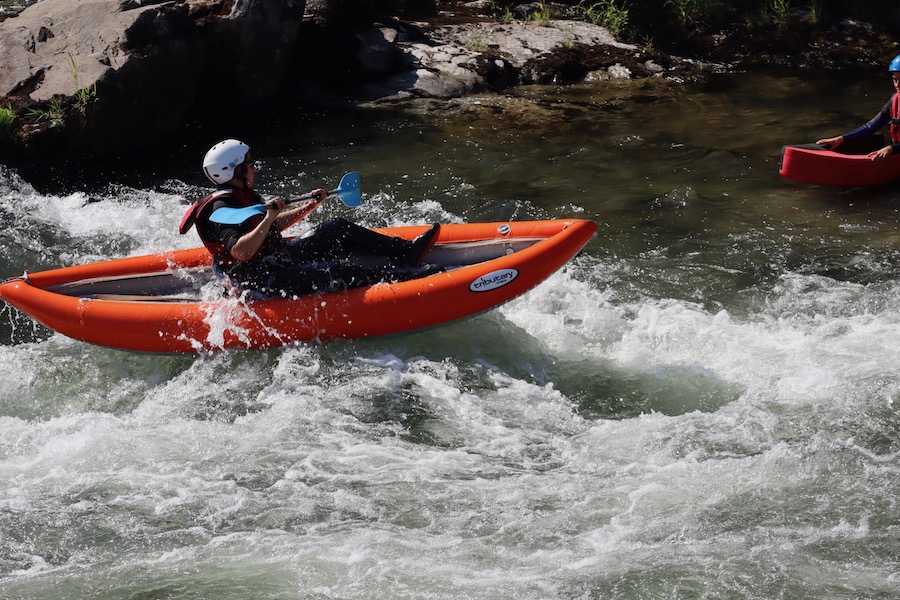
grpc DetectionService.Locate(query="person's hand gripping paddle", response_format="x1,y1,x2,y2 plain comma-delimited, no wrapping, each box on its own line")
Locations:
209,172,362,225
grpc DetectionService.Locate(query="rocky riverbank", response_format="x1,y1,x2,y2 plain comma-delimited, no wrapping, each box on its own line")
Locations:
0,0,897,179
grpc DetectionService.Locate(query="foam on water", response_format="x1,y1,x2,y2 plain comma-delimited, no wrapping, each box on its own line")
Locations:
4,78,900,595
0,169,199,280
3,246,899,597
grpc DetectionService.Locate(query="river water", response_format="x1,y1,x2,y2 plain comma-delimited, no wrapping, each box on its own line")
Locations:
2,68,900,598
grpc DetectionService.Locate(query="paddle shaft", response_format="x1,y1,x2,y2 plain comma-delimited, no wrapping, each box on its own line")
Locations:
208,172,361,225
262,187,336,212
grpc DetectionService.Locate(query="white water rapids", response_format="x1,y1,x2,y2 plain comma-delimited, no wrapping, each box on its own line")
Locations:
1,70,900,598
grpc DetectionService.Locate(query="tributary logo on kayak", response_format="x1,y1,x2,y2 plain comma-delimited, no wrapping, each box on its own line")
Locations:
469,268,519,292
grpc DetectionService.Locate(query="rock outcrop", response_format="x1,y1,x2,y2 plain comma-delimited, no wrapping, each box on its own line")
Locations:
0,0,699,162
353,19,698,102
0,0,308,158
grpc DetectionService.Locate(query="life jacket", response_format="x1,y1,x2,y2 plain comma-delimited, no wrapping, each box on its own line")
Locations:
891,93,900,143
179,189,232,235
179,188,279,266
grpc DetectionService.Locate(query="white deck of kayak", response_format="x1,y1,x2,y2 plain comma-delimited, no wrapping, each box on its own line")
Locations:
46,239,545,303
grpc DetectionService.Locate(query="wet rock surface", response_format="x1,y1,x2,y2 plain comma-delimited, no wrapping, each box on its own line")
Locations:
351,19,705,102
0,0,896,169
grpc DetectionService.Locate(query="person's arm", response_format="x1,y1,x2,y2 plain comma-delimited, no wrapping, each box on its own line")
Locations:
275,189,328,230
817,99,893,149
228,203,282,261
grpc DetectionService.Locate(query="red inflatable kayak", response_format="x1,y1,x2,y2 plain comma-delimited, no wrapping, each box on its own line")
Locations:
0,219,597,353
779,144,900,187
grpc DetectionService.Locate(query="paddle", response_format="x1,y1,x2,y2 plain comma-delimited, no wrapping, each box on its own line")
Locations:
209,171,361,225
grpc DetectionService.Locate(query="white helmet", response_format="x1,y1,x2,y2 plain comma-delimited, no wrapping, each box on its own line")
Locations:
202,139,250,184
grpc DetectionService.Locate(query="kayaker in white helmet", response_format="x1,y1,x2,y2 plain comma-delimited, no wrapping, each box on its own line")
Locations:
181,139,440,297
816,54,900,163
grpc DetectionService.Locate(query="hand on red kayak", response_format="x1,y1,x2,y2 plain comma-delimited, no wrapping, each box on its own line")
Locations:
816,135,843,150
868,146,893,163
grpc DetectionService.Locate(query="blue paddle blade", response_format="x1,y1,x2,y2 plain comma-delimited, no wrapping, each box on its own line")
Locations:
208,204,265,225
335,171,361,207
208,172,363,225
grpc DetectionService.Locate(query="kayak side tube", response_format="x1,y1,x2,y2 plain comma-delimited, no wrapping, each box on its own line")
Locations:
0,219,598,352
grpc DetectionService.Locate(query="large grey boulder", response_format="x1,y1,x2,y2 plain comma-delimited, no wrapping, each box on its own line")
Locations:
0,0,307,155
355,20,689,101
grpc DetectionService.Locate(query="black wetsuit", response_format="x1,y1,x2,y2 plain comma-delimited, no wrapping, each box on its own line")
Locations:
841,96,900,154
195,188,423,297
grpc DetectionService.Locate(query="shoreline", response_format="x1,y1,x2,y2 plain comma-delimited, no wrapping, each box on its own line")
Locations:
0,0,898,186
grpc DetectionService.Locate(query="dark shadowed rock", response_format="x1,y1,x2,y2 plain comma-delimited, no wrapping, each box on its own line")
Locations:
0,0,897,168
0,0,706,163
0,0,306,158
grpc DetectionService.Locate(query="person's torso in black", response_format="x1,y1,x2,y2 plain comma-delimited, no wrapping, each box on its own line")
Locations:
195,187,286,270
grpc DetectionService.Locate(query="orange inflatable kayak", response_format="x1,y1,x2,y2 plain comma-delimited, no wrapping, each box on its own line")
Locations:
0,220,597,353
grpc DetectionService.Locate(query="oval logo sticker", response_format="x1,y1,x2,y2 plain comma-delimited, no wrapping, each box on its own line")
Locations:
470,268,519,292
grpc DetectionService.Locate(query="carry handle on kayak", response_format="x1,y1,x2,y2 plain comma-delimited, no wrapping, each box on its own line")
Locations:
208,171,361,225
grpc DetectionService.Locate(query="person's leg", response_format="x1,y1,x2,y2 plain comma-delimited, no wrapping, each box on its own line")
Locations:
224,254,444,298
265,260,404,296
287,219,406,261
288,219,440,266
324,219,441,266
